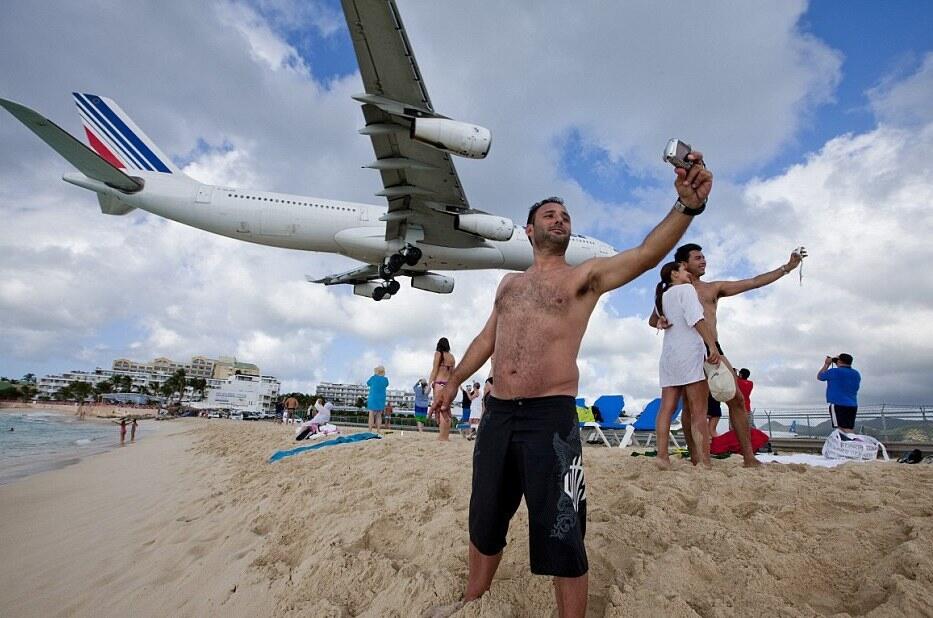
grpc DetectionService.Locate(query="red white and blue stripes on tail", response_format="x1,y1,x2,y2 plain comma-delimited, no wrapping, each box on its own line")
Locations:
72,93,179,174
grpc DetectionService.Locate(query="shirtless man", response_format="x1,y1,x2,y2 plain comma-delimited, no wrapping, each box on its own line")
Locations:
650,243,805,466
432,152,711,617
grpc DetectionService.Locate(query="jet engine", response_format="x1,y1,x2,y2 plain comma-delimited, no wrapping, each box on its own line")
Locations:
411,118,491,159
455,213,514,242
411,273,455,294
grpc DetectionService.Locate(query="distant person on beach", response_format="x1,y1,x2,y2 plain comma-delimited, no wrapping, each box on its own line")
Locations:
413,379,430,432
650,243,806,467
653,261,720,468
468,378,492,440
460,383,480,426
130,418,138,442
736,368,754,413
428,337,456,442
818,353,861,433
383,403,393,430
433,153,712,617
309,397,333,434
367,366,389,433
283,395,299,423
118,418,127,445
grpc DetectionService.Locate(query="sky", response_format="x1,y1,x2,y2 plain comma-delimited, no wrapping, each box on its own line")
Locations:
1,0,931,410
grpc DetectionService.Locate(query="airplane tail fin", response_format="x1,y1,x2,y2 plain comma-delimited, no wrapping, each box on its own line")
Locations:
72,93,181,175
0,96,142,193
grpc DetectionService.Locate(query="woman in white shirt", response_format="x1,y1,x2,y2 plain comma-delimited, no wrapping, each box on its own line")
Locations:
309,397,332,434
655,261,720,468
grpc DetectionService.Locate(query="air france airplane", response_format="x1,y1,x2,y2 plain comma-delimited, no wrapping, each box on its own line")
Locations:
1,0,614,301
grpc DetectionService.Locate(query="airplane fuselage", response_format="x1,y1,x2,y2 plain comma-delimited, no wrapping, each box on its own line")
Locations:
65,170,615,273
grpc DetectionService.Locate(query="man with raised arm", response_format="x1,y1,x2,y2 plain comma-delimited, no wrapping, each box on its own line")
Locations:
650,243,806,466
431,152,712,618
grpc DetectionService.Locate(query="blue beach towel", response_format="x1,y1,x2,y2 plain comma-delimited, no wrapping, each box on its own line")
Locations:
268,432,382,463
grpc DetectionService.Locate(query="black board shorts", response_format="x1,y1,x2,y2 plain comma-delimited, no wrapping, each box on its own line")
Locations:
469,395,588,578
830,404,858,429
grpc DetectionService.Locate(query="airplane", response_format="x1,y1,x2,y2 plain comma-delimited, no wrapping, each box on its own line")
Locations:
0,0,614,301
762,420,800,439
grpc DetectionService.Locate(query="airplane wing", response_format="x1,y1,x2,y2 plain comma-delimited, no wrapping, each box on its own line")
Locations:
342,0,488,249
305,264,380,286
0,97,143,193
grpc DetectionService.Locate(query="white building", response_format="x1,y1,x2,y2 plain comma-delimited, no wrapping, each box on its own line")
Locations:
196,374,281,413
38,356,279,412
315,381,415,409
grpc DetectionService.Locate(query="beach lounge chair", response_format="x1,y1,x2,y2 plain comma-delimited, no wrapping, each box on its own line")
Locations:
580,396,636,448
630,398,684,448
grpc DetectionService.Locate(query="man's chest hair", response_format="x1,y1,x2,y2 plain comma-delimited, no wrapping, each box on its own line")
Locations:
497,271,575,315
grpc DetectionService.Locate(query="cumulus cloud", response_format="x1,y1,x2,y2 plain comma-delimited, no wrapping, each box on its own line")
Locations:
868,52,933,128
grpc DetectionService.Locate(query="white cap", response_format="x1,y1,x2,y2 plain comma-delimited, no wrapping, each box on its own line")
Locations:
704,361,737,403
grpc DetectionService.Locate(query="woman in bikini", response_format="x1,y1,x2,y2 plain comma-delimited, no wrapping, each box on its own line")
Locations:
428,337,456,441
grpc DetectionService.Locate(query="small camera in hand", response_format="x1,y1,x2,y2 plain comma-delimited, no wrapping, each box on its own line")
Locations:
831,357,839,364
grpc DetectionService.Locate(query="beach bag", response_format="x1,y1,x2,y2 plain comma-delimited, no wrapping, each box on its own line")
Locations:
821,429,889,461
703,361,736,402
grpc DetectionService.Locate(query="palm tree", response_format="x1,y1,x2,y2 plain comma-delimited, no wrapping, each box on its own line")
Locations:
68,381,94,403
189,378,207,401
94,380,114,401
19,385,37,402
169,369,187,402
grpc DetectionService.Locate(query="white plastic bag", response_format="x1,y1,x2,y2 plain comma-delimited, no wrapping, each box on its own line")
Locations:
821,429,889,461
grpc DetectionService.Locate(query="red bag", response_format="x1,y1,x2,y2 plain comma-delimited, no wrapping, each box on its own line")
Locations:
710,428,769,455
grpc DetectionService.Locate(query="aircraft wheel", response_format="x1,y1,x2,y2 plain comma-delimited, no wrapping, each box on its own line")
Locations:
379,263,393,279
404,247,422,266
387,253,405,272
372,287,388,301
386,280,401,295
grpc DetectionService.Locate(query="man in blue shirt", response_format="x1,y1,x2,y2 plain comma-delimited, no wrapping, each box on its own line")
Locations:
817,353,861,432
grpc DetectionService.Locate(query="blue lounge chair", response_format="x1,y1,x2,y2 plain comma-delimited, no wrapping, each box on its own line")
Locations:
581,395,635,448
631,398,684,448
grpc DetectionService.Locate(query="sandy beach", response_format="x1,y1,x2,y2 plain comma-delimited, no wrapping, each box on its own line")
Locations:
2,420,932,617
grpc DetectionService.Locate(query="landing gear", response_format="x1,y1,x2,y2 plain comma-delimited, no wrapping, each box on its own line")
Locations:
372,245,420,301
379,244,422,278
402,245,422,266
371,279,401,301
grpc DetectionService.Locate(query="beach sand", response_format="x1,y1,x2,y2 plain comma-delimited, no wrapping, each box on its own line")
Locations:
2,421,932,617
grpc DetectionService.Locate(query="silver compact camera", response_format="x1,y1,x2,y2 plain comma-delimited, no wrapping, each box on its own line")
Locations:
663,138,693,169
793,246,808,257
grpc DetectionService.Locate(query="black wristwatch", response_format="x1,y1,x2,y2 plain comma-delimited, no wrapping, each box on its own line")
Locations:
673,198,706,216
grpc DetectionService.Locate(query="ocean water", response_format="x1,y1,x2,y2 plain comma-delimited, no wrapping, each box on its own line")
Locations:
0,409,127,484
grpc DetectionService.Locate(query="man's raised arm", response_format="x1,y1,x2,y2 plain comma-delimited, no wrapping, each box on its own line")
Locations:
717,250,806,298
589,152,713,295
